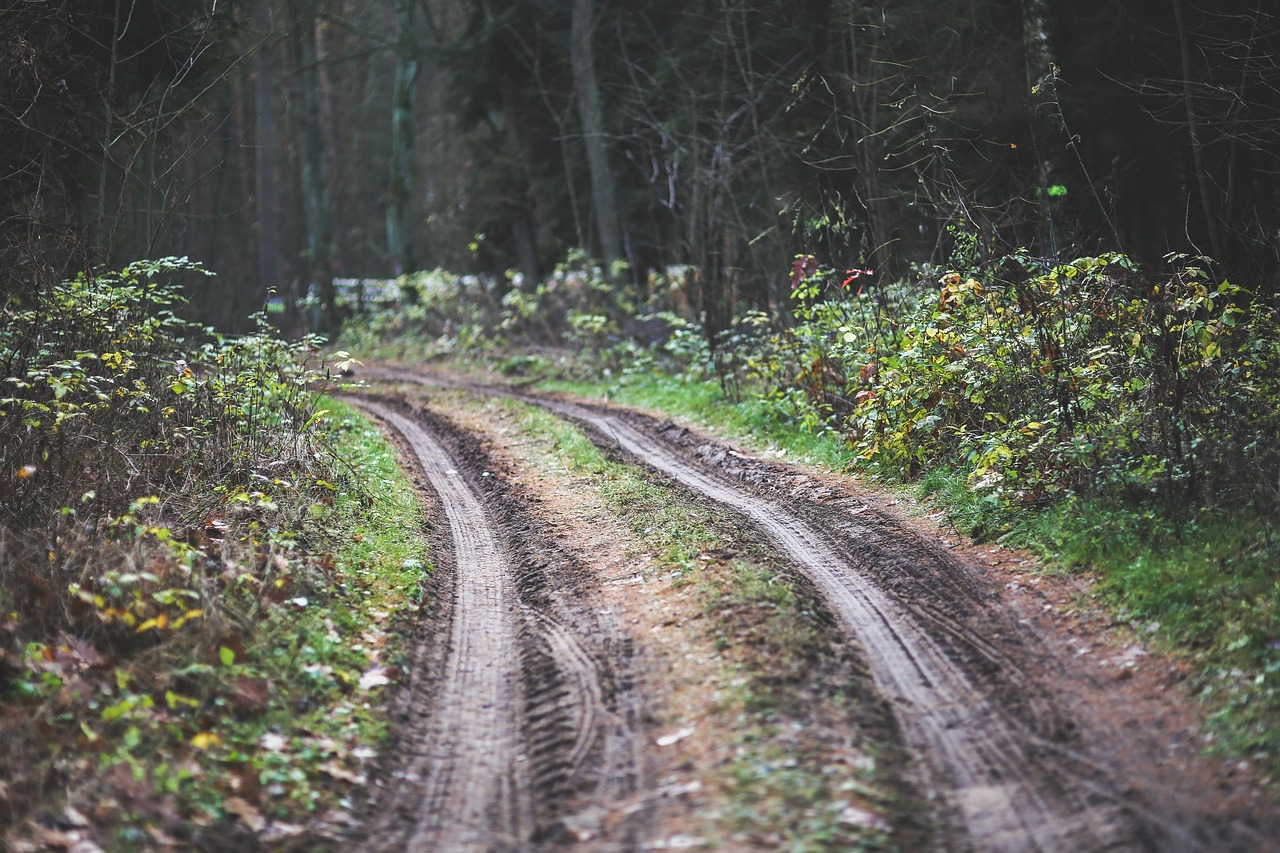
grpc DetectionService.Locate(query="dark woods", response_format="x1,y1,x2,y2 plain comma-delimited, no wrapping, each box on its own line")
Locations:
2,0,1279,328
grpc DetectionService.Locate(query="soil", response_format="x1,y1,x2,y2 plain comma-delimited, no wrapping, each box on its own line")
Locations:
347,397,652,852
348,364,1280,852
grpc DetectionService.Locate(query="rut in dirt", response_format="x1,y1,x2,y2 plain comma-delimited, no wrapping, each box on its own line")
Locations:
524,395,1136,852
347,397,651,852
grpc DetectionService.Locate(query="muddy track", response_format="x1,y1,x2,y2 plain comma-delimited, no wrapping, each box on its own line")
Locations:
347,397,651,851
529,396,1148,852
359,365,1278,852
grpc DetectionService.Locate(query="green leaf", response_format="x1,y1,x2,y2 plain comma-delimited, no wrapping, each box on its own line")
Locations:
219,646,236,667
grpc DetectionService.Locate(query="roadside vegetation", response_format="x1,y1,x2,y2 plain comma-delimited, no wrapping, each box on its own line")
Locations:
342,247,1280,783
0,262,429,850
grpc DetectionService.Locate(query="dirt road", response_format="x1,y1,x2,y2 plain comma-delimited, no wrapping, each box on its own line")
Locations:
348,366,1279,851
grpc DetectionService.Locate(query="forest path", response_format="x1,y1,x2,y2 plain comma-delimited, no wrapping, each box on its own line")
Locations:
350,364,1280,852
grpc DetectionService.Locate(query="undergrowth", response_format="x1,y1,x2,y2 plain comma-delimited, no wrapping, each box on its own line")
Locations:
0,262,429,850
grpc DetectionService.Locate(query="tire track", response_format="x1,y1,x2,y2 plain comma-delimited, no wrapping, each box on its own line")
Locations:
356,366,1278,850
352,398,532,851
349,396,652,851
530,396,1140,852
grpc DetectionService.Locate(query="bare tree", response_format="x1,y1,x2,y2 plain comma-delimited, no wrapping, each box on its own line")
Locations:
387,0,420,276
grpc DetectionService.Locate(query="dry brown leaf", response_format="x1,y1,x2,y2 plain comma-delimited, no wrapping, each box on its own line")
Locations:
358,665,392,690
223,796,266,832
318,761,366,786
231,676,271,714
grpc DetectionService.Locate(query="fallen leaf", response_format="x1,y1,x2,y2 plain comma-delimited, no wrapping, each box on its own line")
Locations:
223,796,266,832
30,825,83,849
318,761,366,785
836,804,891,831
61,636,105,668
61,806,91,828
190,732,220,750
358,666,392,691
68,840,106,853
260,822,306,843
145,826,180,847
259,732,288,752
231,676,271,714
655,726,695,747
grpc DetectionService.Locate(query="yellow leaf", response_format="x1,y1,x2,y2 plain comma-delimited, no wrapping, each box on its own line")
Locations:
136,618,159,633
190,732,221,750
171,608,204,629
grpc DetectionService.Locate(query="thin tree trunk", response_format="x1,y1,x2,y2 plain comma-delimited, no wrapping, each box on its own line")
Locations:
1172,0,1225,261
96,0,122,251
570,0,623,272
253,0,281,324
289,0,335,331
1021,0,1063,255
387,0,420,277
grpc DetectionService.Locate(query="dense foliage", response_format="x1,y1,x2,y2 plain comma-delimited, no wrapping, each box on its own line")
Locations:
6,2,1280,336
0,261,425,847
777,253,1280,519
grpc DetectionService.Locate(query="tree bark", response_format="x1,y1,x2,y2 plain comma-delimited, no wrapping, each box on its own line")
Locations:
253,0,281,323
289,0,335,331
1172,0,1225,261
387,0,420,278
570,0,624,272
1021,0,1063,255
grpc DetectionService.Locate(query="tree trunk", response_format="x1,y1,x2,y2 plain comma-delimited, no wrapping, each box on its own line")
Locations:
1172,0,1225,261
570,0,623,272
1021,0,1064,255
289,0,335,332
253,0,281,325
387,0,420,277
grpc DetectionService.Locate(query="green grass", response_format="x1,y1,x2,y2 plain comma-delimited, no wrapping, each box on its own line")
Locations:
542,370,858,472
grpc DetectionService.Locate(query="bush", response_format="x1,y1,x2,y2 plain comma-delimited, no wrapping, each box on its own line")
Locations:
782,252,1280,516
0,259,377,841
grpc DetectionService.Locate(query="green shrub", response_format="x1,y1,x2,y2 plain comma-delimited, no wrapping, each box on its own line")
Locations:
784,252,1280,516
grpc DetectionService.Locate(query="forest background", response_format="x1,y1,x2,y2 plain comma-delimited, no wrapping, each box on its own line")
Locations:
6,0,1280,324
